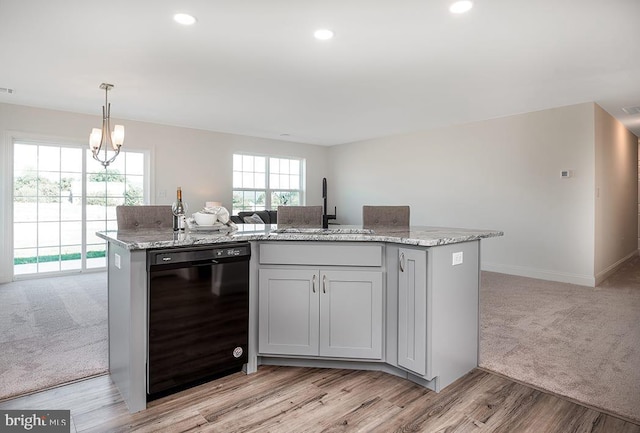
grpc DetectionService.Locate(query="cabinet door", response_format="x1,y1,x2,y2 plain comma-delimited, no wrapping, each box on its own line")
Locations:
319,270,383,359
258,268,320,356
397,248,427,375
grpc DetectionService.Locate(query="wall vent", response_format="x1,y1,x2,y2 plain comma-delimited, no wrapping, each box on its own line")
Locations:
0,87,15,94
621,105,640,115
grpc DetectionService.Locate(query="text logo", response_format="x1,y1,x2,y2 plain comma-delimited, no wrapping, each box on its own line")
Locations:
0,410,70,433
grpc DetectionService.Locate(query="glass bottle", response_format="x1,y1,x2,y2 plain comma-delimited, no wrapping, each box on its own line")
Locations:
172,187,187,231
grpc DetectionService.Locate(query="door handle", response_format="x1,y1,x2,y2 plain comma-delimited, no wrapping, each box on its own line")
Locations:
400,252,405,272
322,275,327,294
312,274,316,293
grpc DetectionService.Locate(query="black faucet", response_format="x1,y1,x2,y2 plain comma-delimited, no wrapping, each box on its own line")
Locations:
322,178,337,229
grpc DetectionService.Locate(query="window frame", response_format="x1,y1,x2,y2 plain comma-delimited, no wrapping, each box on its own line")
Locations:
10,138,149,278
232,153,306,214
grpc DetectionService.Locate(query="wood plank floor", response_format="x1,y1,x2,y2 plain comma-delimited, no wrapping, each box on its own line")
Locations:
1,366,638,433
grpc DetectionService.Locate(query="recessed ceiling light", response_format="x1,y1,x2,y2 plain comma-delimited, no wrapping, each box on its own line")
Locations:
450,1,473,14
314,29,334,41
174,13,197,25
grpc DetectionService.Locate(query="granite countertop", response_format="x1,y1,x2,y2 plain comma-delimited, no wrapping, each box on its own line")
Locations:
97,224,503,250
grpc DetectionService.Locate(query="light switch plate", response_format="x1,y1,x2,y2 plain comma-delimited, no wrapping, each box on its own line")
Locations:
115,253,121,269
452,251,463,266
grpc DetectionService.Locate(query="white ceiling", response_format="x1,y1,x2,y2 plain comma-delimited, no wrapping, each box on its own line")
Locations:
1,0,639,146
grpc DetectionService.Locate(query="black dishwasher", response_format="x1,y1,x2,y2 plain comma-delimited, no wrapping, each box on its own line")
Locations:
147,242,250,400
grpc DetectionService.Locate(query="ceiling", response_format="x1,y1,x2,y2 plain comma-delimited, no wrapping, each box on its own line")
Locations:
1,0,639,146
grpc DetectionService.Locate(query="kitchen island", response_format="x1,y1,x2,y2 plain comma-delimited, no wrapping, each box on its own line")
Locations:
98,225,502,412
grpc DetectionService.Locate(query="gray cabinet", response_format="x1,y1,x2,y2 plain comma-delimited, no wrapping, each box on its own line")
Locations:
259,268,383,359
320,270,383,359
258,268,319,356
396,242,480,388
397,248,427,376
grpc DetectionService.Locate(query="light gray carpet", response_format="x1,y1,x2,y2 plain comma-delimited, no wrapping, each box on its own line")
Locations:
480,256,640,423
0,272,108,400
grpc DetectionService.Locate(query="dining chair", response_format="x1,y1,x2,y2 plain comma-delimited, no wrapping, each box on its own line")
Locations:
362,205,410,229
276,206,323,228
116,205,174,229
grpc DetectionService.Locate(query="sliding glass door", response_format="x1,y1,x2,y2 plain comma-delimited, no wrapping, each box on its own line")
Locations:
13,141,146,277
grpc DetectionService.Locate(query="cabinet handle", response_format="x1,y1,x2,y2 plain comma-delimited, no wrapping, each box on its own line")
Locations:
400,252,405,272
322,275,326,294
312,274,316,293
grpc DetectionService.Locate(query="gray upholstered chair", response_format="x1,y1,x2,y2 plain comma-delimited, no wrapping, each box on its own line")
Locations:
362,205,410,230
277,206,323,228
116,205,174,229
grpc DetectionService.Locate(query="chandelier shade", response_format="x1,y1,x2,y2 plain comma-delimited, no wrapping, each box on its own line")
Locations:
90,83,124,168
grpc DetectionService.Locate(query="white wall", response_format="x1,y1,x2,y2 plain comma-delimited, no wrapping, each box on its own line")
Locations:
0,102,330,282
594,105,639,283
328,103,597,285
3,101,636,286
116,114,330,210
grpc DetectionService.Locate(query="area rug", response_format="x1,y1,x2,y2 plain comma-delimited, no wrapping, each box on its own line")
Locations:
479,256,640,424
0,272,108,400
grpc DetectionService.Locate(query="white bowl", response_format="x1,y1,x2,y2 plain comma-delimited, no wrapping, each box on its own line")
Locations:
193,212,218,226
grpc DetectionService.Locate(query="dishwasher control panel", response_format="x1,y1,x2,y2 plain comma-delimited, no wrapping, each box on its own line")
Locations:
215,247,245,258
148,243,251,267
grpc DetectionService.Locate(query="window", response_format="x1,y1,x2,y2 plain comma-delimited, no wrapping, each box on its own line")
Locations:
13,140,147,276
84,149,145,269
232,154,304,214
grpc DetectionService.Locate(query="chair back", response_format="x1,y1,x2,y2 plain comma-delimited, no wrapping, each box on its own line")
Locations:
116,205,173,230
277,206,323,228
362,205,410,229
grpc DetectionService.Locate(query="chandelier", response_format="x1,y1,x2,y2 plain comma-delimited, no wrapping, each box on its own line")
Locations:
89,83,124,168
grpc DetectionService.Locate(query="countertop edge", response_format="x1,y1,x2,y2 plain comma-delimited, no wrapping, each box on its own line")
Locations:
97,227,504,251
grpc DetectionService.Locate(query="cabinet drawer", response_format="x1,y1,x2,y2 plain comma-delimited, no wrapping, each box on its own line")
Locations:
259,243,383,267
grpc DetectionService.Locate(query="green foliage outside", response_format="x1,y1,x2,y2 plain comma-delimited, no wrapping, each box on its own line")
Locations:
232,190,266,213
14,249,105,265
85,187,143,206
271,192,300,208
124,184,144,205
13,173,75,203
14,169,143,205
232,190,301,213
88,169,125,182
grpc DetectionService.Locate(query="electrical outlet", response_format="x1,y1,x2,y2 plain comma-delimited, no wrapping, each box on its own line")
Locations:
452,251,463,266
158,189,167,198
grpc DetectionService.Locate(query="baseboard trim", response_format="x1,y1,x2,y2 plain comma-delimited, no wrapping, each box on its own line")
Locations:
481,263,595,287
594,250,639,286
